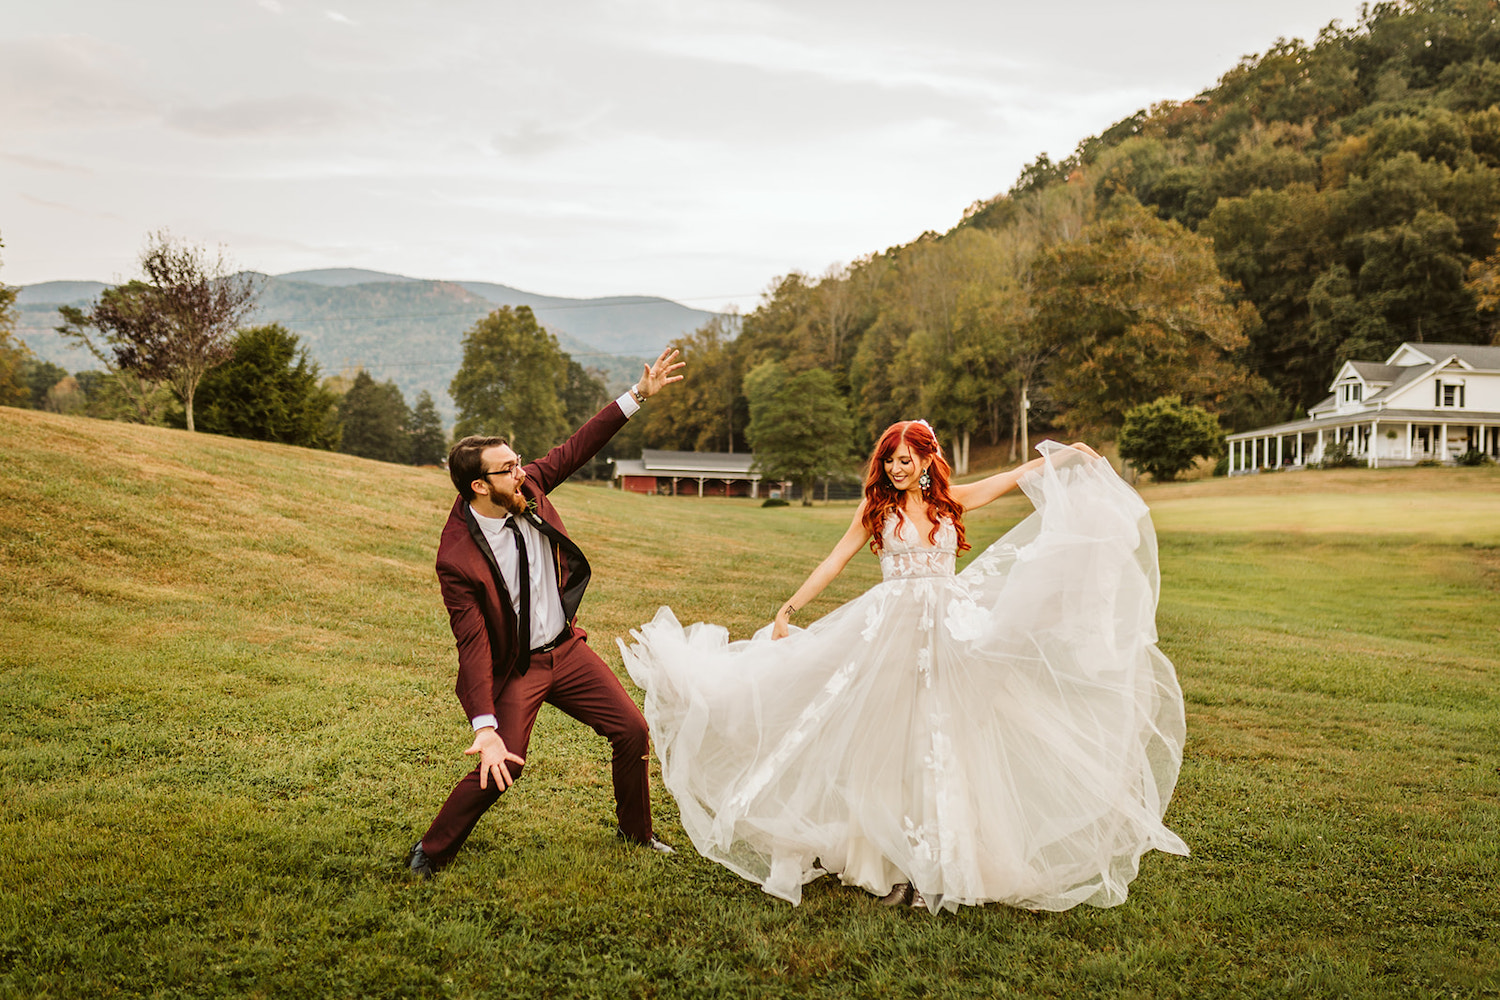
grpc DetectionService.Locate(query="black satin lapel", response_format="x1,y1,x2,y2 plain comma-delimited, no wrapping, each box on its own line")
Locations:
464,504,527,674
524,511,592,623
463,504,517,613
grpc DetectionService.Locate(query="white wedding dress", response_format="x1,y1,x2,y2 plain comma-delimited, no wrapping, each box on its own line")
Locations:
619,444,1188,913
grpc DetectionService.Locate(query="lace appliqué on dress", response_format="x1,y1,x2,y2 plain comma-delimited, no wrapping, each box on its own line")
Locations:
879,515,958,581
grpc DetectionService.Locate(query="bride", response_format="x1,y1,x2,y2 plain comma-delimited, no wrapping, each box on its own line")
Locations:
619,420,1188,913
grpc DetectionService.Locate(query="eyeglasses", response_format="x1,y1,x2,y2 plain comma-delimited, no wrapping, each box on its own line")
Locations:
481,465,524,479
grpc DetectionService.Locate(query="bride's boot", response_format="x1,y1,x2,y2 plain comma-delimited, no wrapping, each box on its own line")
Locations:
877,882,913,907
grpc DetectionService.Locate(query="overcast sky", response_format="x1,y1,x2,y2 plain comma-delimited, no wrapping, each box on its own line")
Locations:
3,0,1365,312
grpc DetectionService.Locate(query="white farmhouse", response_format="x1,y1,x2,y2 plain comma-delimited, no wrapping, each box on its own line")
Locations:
1226,342,1500,473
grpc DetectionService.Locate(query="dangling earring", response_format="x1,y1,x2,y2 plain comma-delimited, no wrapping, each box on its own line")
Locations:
919,470,931,490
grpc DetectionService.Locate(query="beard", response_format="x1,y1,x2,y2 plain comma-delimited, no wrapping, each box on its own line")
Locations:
496,488,527,516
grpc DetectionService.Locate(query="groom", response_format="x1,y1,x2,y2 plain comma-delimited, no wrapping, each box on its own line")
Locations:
408,348,684,877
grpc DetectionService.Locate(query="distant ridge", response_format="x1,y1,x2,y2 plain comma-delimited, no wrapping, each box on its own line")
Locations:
276,268,422,287
15,281,109,306
12,270,722,423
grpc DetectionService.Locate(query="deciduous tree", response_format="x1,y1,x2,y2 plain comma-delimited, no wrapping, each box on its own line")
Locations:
641,317,745,453
54,233,259,430
450,306,569,459
1034,203,1270,436
1117,395,1224,482
0,235,32,408
744,362,854,505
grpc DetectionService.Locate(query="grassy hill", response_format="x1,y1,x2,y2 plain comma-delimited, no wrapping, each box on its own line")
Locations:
2,407,1496,998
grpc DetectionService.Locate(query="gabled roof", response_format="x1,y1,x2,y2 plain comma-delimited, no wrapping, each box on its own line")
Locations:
1365,363,1430,402
1345,362,1404,383
1387,342,1500,369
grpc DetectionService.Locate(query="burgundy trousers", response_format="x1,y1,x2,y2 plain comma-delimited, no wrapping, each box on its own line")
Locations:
420,633,653,865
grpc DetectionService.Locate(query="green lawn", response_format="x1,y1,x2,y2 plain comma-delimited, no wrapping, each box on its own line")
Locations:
2,407,1497,999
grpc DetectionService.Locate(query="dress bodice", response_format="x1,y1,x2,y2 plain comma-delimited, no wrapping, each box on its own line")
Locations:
878,513,958,580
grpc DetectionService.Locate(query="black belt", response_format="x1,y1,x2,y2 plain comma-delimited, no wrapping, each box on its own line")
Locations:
531,625,572,655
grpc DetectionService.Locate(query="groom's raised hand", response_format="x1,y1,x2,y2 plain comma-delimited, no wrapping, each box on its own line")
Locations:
465,727,526,790
635,347,685,398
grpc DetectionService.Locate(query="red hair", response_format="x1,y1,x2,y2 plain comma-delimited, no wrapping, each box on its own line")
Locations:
860,421,969,554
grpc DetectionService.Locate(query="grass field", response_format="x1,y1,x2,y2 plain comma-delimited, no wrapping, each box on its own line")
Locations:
1,406,1497,999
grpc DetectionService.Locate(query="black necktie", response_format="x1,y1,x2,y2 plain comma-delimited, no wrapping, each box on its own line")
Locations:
505,517,531,654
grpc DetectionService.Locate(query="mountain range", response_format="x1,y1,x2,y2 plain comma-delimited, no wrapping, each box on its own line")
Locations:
12,268,722,422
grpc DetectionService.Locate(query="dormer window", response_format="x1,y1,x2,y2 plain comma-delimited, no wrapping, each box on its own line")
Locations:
1435,380,1465,408
1339,381,1363,404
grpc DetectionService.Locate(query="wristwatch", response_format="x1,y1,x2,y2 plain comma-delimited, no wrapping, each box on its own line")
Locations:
629,384,645,404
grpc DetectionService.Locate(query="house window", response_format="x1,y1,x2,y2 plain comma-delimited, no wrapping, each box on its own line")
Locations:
1339,382,1363,404
1435,381,1465,408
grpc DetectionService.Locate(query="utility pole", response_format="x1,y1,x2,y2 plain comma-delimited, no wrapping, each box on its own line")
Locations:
1021,379,1031,461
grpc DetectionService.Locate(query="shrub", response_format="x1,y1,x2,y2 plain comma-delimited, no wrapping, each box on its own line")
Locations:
1319,440,1362,469
1455,448,1493,466
1117,396,1224,482
761,497,790,508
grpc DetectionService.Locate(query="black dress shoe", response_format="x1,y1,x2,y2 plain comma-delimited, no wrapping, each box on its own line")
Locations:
407,840,436,879
616,827,676,854
877,882,913,907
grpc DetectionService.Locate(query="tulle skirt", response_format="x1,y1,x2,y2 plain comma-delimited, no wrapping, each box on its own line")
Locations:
619,447,1188,912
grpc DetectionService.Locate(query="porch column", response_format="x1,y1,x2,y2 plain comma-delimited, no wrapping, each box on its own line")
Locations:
1296,433,1303,466
1369,420,1379,469
1276,435,1283,467
1406,422,1413,461
1441,423,1448,462
1316,428,1324,463
751,478,759,499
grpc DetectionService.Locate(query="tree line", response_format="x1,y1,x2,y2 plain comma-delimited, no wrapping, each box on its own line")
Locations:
612,0,1500,487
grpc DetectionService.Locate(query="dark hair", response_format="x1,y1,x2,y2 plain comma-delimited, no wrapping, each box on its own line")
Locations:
449,435,509,501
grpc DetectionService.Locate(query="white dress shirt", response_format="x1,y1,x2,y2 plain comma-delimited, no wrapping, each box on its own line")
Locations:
469,389,639,731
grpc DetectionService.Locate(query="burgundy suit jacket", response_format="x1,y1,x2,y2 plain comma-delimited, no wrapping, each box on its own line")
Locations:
435,400,629,721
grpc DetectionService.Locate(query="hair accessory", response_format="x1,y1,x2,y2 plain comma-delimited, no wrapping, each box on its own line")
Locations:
914,419,942,457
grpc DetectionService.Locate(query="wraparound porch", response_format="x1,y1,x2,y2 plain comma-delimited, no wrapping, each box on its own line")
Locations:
1227,413,1500,474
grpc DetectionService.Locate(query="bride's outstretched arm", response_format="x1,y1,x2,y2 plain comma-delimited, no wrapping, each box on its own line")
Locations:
771,501,873,640
950,442,1101,512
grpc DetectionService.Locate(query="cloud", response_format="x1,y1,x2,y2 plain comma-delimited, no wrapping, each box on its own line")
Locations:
19,194,124,222
325,10,355,24
491,109,612,158
0,151,92,174
259,0,283,11
165,95,356,138
492,121,581,157
0,36,157,131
